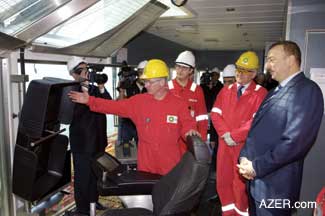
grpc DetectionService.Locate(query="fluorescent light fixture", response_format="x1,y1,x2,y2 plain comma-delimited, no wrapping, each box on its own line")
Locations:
158,0,190,17
204,38,219,43
35,0,150,48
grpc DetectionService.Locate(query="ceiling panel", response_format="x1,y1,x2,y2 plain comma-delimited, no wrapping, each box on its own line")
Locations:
146,0,287,50
188,0,286,8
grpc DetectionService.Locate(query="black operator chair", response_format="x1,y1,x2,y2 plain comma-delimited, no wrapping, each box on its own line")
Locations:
12,78,78,212
92,135,211,216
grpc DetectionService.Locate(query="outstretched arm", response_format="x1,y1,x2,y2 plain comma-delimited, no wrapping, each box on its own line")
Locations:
68,91,90,104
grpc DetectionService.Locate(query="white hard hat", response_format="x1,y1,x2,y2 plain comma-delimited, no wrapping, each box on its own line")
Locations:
67,56,87,75
211,67,220,73
222,64,236,77
175,50,195,68
137,60,148,70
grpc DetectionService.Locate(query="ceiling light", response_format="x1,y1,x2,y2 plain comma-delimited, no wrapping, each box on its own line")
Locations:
176,24,198,32
158,0,191,17
171,0,187,7
204,38,218,43
226,8,235,12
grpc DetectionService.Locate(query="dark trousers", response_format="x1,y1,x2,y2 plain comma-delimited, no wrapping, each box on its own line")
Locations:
248,193,292,216
73,153,98,214
119,119,138,145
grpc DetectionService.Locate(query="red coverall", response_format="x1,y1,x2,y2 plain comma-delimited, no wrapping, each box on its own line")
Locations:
88,92,196,175
211,82,267,216
168,79,208,152
315,187,325,216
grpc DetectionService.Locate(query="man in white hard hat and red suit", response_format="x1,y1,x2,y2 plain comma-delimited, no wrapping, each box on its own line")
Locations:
168,51,208,153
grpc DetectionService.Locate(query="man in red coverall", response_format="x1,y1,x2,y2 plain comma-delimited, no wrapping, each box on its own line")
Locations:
211,51,267,216
68,59,200,175
168,50,208,152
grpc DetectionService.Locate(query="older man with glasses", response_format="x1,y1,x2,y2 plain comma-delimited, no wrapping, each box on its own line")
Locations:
68,59,200,176
211,51,267,216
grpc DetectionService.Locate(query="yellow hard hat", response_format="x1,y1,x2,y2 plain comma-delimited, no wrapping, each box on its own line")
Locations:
235,51,259,70
141,59,169,79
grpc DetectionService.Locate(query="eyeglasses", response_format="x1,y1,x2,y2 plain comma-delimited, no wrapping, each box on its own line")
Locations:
236,68,255,75
144,79,161,85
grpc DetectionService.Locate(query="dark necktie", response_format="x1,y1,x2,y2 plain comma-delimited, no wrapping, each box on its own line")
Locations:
269,85,283,98
237,85,244,99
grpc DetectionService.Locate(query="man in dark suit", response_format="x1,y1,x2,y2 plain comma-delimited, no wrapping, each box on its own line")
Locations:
238,41,324,216
66,57,112,216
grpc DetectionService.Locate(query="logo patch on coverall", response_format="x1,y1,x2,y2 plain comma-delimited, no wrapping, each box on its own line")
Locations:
166,115,178,124
189,98,197,102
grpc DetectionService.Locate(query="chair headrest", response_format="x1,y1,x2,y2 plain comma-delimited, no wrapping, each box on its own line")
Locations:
186,135,211,164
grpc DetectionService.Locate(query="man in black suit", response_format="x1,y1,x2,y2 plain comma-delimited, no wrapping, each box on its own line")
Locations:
238,41,324,216
67,57,112,216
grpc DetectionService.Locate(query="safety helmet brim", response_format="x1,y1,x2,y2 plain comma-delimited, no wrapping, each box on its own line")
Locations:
175,62,193,68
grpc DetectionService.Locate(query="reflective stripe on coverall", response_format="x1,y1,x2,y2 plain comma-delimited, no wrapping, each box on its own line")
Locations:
211,82,267,216
168,79,208,153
